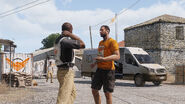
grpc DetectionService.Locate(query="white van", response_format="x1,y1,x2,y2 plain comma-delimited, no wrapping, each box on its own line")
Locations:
75,49,98,78
115,47,167,86
75,47,167,87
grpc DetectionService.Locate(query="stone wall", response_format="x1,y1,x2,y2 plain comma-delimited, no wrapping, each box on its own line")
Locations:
160,23,185,73
124,23,162,64
160,23,185,50
160,50,185,73
125,23,161,50
124,22,185,73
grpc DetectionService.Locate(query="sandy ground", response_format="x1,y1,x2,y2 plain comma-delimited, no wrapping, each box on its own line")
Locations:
0,77,185,104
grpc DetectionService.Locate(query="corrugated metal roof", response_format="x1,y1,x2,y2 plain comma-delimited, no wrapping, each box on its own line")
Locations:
124,14,185,31
33,47,54,56
33,47,85,57
0,39,14,45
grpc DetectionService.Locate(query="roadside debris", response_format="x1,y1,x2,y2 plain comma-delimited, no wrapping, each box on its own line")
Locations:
2,72,32,87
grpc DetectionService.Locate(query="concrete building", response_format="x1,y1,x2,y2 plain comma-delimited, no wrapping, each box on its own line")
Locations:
32,47,56,78
32,47,83,78
0,39,16,81
124,14,185,74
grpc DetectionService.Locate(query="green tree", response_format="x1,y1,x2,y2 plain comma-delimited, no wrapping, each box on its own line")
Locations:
0,44,2,52
41,33,60,49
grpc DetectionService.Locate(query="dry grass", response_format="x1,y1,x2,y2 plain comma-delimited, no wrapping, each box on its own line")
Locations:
0,89,33,102
0,83,34,102
0,82,9,94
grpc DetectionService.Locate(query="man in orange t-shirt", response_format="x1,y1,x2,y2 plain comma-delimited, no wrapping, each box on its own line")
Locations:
91,25,120,104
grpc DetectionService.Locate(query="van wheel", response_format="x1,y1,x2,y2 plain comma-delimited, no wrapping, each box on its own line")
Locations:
134,74,145,87
153,81,161,86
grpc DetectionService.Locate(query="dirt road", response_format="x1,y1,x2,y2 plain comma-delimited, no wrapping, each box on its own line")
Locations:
0,78,185,104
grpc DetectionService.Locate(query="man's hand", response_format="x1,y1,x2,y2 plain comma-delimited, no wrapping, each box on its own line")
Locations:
62,30,72,37
62,30,85,48
90,56,104,69
94,56,105,62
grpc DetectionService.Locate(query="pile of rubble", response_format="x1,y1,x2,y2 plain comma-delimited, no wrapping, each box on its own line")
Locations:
2,72,32,87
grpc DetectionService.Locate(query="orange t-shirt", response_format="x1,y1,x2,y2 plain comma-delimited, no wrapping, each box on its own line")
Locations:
97,38,119,70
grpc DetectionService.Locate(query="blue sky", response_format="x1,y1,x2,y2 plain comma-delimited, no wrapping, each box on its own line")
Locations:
0,0,185,53
55,0,168,12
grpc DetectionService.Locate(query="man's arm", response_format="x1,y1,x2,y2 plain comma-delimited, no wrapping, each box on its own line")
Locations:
62,30,85,48
95,50,120,62
91,50,120,68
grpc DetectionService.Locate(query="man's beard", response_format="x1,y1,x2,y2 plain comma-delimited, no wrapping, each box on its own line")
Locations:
100,34,106,38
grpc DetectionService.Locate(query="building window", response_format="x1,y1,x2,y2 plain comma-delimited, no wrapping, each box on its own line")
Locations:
176,26,184,40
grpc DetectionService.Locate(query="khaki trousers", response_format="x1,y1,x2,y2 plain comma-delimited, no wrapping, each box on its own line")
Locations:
56,68,76,104
46,71,53,83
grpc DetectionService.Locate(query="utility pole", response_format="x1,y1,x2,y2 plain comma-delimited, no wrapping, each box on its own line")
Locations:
115,13,118,42
9,44,12,87
89,26,93,49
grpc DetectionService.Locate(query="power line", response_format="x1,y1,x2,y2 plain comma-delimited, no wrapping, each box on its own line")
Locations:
118,0,141,15
92,17,113,27
0,0,51,18
0,0,41,16
0,0,51,19
91,0,141,27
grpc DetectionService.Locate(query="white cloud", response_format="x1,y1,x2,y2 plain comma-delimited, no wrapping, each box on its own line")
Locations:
115,0,185,41
0,0,185,53
119,0,185,25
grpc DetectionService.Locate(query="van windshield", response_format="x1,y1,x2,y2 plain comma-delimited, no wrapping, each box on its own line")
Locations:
134,54,155,64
